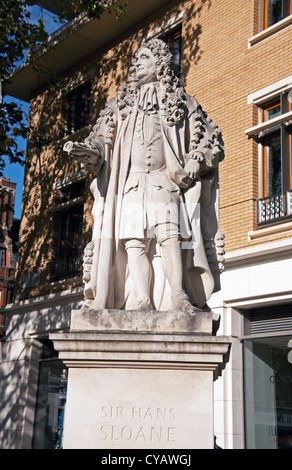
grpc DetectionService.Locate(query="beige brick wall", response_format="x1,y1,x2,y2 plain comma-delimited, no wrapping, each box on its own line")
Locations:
14,0,292,299
180,0,292,252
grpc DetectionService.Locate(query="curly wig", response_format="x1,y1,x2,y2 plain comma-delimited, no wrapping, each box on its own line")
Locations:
116,38,187,126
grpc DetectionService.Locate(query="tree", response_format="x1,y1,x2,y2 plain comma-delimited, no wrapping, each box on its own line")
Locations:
0,0,127,177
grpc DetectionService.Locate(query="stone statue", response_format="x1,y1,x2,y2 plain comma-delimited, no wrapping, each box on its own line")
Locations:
64,38,225,313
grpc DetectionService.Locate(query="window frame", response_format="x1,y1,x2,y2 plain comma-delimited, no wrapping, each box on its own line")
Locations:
242,304,292,449
261,0,292,30
248,1,292,48
246,81,292,226
261,100,282,198
249,93,292,199
159,25,182,77
143,10,186,79
258,94,292,224
65,81,91,136
51,178,85,281
0,247,6,267
32,339,68,449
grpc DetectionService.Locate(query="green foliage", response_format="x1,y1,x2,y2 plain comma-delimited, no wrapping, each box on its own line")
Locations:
0,100,27,172
0,0,49,175
55,0,127,21
0,1,49,78
0,0,127,177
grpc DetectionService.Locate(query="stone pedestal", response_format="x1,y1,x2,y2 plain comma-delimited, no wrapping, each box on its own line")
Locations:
50,309,231,449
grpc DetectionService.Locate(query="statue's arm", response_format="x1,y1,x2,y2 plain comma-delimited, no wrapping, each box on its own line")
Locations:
184,97,226,273
63,99,117,175
184,97,224,180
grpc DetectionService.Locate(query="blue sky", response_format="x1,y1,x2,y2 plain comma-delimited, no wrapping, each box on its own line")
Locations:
4,5,65,219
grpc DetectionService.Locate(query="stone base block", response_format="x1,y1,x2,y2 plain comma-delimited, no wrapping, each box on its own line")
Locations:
50,308,231,449
62,367,214,449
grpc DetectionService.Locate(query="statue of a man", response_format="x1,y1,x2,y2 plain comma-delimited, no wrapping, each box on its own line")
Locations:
64,38,225,312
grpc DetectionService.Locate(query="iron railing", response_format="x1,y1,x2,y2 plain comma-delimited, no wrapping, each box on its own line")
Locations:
257,190,292,225
52,254,82,279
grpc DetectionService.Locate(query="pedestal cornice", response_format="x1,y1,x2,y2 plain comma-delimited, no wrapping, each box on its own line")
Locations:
50,309,231,380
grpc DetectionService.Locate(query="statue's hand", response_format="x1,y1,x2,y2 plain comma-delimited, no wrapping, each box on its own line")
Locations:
63,141,101,164
184,151,204,180
184,158,201,180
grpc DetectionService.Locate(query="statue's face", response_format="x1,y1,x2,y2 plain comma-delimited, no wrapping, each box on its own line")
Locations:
136,47,157,85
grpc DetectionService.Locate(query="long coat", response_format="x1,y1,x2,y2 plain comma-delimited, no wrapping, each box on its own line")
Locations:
81,88,224,310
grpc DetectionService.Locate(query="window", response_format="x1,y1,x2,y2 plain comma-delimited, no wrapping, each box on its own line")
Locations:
52,180,85,280
33,340,68,449
249,1,292,46
144,10,186,76
258,94,292,224
261,100,282,197
0,247,6,267
261,0,292,30
243,304,292,449
65,82,91,135
244,335,292,449
160,26,182,77
246,87,292,225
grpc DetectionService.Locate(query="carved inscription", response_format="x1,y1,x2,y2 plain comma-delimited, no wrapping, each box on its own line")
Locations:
99,406,176,444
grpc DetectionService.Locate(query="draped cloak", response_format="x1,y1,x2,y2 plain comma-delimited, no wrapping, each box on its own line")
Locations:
82,90,224,311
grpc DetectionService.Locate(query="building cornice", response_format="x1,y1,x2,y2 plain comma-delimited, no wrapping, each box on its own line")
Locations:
1,287,83,316
225,238,292,270
6,0,170,102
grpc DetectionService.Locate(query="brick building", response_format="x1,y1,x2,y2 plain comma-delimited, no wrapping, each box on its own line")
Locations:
0,178,17,307
1,0,292,449
0,178,19,355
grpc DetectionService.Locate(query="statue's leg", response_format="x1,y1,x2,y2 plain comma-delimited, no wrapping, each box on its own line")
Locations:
124,238,152,310
156,223,196,312
159,237,184,292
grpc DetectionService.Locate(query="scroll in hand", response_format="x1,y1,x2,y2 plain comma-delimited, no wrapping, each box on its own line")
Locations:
63,141,105,174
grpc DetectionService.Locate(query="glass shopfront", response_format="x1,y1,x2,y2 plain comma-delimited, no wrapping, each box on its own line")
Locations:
244,335,292,449
32,340,68,449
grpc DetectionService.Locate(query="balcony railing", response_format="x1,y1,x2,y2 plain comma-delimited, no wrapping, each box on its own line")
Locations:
52,254,82,280
257,191,292,225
